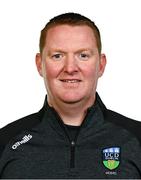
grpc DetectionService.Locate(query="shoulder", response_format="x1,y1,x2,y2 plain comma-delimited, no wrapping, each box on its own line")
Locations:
96,92,141,141
0,108,44,150
104,109,141,143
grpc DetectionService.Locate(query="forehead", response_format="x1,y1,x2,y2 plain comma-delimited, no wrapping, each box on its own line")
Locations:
45,25,97,50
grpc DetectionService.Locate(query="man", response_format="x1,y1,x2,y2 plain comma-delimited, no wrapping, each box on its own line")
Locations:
0,13,141,179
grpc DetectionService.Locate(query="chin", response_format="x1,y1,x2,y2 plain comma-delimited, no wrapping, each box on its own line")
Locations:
60,95,85,104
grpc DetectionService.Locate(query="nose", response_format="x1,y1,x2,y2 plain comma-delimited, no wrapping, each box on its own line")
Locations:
64,54,78,74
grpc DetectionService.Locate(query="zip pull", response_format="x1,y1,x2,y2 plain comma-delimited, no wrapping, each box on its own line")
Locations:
71,141,75,146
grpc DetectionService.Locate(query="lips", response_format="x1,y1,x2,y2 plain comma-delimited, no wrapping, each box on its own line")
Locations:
60,79,81,83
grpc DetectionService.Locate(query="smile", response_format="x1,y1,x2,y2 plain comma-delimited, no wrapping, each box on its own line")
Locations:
60,79,81,83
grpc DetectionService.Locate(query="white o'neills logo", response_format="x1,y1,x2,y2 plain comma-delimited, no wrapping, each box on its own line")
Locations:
12,134,32,149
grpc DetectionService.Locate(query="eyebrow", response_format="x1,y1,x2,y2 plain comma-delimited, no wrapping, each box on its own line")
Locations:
75,48,95,54
47,49,65,55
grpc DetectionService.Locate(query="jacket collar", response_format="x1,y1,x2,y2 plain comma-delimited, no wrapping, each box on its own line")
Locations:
39,92,106,142
42,92,107,116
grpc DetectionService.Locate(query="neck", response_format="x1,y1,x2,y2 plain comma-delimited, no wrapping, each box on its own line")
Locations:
48,96,96,126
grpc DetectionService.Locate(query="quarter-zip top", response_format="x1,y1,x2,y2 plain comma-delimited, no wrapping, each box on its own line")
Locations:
0,93,141,178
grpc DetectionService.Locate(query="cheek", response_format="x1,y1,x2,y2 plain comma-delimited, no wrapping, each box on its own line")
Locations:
83,64,99,82
44,63,59,80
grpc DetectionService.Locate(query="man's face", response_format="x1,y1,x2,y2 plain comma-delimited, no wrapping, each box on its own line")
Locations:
36,25,106,106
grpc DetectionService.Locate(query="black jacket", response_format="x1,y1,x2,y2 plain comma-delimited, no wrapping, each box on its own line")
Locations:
0,93,141,179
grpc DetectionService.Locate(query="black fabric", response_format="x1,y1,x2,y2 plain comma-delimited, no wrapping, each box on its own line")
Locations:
65,124,80,140
0,93,141,179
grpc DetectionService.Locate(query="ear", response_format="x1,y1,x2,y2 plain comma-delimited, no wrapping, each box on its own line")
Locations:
35,53,43,77
98,53,107,77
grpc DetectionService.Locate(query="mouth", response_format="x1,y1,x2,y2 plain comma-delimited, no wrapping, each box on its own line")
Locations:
60,79,82,83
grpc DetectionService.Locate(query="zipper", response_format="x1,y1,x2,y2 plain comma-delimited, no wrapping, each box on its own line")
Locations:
69,125,81,168
50,108,76,168
70,140,75,168
69,110,92,168
51,106,92,169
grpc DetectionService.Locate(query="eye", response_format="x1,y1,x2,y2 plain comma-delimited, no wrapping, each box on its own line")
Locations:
51,53,63,60
79,53,90,60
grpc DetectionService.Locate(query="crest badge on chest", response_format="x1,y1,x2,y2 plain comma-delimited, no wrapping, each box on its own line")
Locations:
102,147,120,170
